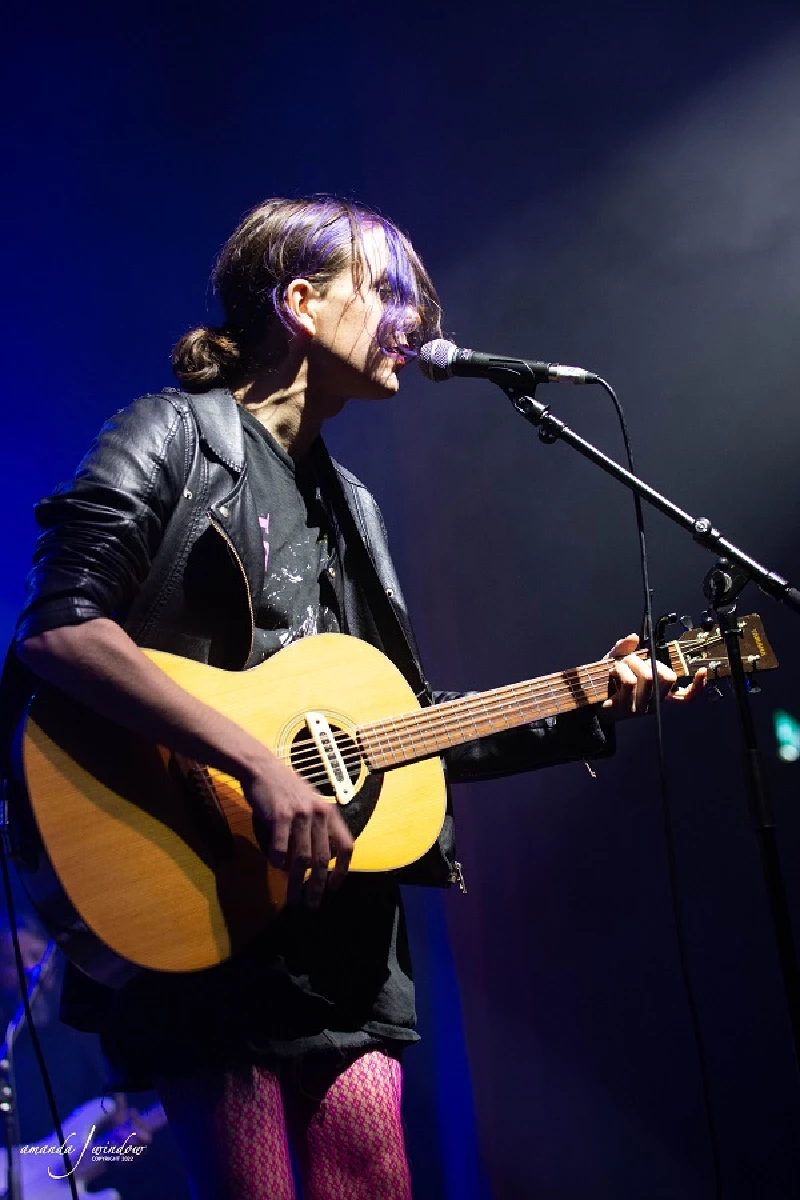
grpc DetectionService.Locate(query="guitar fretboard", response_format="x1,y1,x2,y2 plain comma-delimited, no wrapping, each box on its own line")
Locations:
357,659,613,770
357,639,687,770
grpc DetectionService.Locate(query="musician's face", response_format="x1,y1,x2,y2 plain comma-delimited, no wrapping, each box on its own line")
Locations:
304,225,412,402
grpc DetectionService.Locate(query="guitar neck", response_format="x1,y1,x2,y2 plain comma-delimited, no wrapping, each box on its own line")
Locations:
358,644,679,770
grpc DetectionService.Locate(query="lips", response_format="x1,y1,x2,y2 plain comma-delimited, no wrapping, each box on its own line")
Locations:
392,342,415,367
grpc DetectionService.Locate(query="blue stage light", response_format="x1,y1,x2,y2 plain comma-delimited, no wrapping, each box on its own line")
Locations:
774,709,800,762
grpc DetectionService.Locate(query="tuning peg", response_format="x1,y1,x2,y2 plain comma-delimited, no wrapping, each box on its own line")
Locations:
746,675,762,695
679,614,694,631
700,610,717,632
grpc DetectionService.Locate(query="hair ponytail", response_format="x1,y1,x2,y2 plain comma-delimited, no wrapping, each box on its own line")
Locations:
171,325,242,392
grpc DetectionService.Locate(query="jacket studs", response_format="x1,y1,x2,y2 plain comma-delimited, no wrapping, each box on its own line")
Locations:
183,488,193,500
219,505,230,519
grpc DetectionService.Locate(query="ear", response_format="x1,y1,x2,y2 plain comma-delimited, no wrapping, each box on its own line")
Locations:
283,279,321,338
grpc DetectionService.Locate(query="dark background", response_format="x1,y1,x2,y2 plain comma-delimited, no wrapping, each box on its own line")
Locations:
3,2,800,1196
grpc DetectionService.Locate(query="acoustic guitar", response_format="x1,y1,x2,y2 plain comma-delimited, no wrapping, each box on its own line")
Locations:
18,617,776,984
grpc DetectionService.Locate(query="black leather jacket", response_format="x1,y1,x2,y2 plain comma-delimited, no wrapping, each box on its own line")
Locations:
0,386,618,1048
8,386,614,795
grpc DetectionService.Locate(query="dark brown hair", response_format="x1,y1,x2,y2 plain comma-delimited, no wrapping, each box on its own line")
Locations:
172,197,441,392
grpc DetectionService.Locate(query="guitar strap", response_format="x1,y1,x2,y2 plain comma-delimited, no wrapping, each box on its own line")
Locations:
310,442,432,707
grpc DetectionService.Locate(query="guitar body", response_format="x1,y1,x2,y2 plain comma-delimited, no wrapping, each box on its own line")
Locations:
20,634,445,982
17,612,775,985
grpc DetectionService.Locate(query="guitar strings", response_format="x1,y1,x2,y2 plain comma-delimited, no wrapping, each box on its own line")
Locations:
221,655,603,791
241,638,731,783
217,645,728,792
285,661,617,776
359,636,739,765
204,632,742,797
207,657,605,794
284,649,670,774
282,634,732,772
282,665,608,788
287,663,611,766
362,670,611,755
357,642,726,750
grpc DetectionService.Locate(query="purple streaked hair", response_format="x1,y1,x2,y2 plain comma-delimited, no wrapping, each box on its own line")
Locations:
172,196,442,391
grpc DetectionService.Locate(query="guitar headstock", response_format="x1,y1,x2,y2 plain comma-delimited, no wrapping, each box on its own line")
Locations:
665,613,778,680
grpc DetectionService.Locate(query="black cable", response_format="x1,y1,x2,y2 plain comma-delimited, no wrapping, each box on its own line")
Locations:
0,833,80,1200
593,374,723,1200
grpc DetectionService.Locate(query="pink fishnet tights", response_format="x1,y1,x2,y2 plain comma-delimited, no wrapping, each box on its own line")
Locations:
156,1050,412,1200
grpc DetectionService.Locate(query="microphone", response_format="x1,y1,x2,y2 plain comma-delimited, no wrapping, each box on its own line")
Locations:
417,338,598,386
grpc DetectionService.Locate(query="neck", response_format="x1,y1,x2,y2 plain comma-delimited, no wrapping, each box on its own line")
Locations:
234,356,345,460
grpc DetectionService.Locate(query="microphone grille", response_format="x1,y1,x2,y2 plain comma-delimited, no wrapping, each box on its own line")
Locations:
418,339,457,382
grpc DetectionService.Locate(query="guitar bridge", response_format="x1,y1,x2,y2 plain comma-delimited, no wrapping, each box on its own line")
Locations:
303,712,356,805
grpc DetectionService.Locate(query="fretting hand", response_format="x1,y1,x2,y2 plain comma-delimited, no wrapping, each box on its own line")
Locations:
603,633,708,719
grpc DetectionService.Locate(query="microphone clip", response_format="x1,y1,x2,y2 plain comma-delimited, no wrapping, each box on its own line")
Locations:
506,389,561,444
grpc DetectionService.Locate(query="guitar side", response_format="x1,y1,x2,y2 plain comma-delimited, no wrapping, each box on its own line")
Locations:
20,634,446,979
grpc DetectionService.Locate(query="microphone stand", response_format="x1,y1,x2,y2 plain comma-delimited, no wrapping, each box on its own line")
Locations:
506,386,800,1073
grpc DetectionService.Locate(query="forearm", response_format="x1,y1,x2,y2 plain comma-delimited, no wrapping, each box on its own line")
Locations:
18,618,274,787
442,705,616,784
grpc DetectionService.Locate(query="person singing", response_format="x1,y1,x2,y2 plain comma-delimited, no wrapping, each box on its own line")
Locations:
5,196,704,1199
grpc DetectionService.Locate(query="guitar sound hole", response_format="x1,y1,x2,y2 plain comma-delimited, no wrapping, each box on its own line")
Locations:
289,727,362,798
